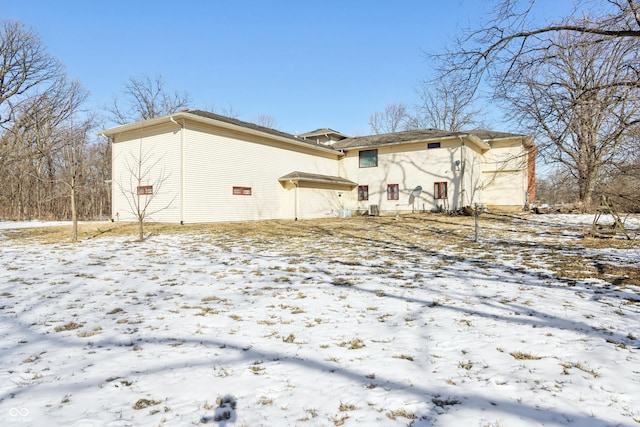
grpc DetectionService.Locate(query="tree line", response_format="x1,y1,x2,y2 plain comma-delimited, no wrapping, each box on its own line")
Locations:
0,19,282,234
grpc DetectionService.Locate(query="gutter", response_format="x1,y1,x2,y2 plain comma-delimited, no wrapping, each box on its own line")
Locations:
100,112,341,157
336,134,491,153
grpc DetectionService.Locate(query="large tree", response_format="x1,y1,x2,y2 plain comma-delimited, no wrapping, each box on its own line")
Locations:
0,19,62,127
496,30,639,208
368,103,411,134
105,74,191,125
437,0,640,207
0,20,109,224
409,73,481,132
439,0,640,86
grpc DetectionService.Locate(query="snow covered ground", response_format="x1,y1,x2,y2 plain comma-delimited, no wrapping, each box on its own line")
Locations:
1,214,639,427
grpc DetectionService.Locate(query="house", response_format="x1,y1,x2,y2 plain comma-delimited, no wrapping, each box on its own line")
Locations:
102,110,535,223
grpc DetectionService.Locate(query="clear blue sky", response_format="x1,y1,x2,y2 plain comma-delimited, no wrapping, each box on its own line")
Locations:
1,0,569,136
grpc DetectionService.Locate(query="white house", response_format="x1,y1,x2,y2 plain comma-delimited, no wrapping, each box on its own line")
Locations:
102,110,535,223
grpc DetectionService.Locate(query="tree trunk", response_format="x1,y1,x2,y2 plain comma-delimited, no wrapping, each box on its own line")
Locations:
138,217,144,241
70,181,78,242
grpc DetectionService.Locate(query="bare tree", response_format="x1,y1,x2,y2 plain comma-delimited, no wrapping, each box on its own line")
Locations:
218,103,240,119
0,21,111,224
409,73,482,131
0,19,63,127
105,74,191,125
600,126,640,211
437,0,640,88
368,103,410,134
116,143,175,241
496,30,639,208
55,82,93,241
252,114,278,129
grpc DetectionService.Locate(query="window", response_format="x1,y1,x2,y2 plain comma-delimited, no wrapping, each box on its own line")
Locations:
137,185,153,195
359,149,378,168
358,185,369,201
427,142,441,149
232,186,252,196
387,184,399,200
434,182,448,199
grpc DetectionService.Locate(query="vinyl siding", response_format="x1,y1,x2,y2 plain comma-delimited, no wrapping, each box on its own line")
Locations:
481,170,526,207
108,115,532,222
111,124,181,222
481,138,528,208
340,140,468,212
181,122,340,223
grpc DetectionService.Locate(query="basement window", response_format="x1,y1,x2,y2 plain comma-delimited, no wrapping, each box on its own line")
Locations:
434,182,448,199
387,184,399,200
359,149,378,168
232,186,252,196
358,185,369,201
427,142,441,149
137,185,153,195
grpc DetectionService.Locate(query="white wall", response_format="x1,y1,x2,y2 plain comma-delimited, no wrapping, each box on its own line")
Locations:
111,118,531,223
179,122,341,223
340,140,470,213
481,138,528,208
111,124,182,222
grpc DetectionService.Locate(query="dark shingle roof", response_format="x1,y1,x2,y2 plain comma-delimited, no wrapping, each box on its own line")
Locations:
184,111,530,151
468,129,527,140
187,109,300,140
331,129,467,149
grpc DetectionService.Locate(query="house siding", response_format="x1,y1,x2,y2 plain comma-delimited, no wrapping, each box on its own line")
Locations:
340,139,482,213
106,113,534,223
181,122,340,223
111,124,181,222
481,138,529,209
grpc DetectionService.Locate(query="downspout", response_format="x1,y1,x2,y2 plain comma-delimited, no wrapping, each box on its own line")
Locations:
101,133,114,220
170,116,185,224
458,136,465,209
290,180,298,221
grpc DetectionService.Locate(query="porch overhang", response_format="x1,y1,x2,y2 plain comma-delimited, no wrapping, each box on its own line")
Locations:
278,171,357,188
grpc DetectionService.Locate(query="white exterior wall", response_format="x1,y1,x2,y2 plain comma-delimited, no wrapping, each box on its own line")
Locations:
109,114,532,222
481,139,528,208
339,140,471,213
296,184,346,220
111,124,182,222
180,122,340,223
461,143,484,208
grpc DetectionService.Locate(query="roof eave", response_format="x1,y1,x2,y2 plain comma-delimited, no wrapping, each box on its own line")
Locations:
100,112,341,156
464,134,492,153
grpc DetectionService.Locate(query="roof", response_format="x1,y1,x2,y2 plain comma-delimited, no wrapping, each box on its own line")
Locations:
298,128,350,140
100,109,528,153
188,110,302,143
100,110,340,156
468,129,528,141
469,129,536,148
278,171,357,187
332,128,491,152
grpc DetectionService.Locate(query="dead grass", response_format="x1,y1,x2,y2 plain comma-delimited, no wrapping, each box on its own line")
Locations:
54,322,83,332
6,215,638,290
133,398,162,410
509,351,543,360
386,408,416,420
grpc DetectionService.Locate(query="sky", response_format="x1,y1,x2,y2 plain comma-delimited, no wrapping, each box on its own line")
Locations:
1,1,570,136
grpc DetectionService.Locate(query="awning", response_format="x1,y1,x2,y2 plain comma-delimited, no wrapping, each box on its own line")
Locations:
278,171,357,187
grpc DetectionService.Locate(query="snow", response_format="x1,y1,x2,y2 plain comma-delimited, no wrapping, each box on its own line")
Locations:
1,214,639,426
